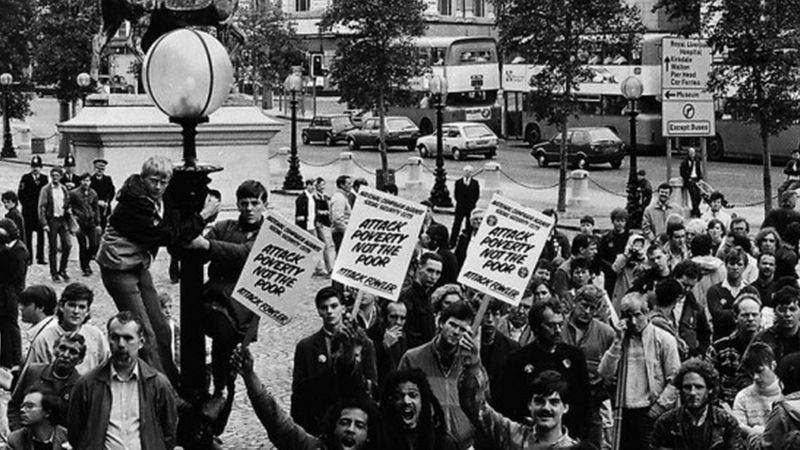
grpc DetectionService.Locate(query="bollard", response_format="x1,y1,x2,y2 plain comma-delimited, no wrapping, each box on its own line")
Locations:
15,125,31,150
339,152,354,177
404,156,423,189
271,147,289,176
481,162,502,204
669,177,687,208
568,169,590,206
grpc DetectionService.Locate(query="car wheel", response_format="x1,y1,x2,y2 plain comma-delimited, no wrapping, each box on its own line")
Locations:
536,154,548,168
610,159,623,169
452,148,463,161
407,143,415,152
575,156,588,170
485,151,495,159
348,138,359,151
708,134,724,161
325,134,334,147
301,132,310,145
418,145,430,158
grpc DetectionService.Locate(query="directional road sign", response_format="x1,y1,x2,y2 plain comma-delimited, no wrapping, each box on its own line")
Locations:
661,38,715,137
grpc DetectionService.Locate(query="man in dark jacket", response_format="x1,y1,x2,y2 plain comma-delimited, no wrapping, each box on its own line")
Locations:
69,173,101,277
89,158,115,233
450,165,480,247
17,156,47,264
67,311,177,450
672,260,713,358
479,300,520,408
0,219,28,370
38,166,72,282
679,147,704,217
597,208,630,297
185,179,267,435
399,252,443,349
366,300,408,386
454,208,483,271
8,333,84,431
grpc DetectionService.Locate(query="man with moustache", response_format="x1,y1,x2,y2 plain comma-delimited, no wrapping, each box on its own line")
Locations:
67,311,177,449
651,359,743,449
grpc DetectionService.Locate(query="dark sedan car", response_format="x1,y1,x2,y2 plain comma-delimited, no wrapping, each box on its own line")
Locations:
301,115,357,146
346,116,420,151
531,127,626,169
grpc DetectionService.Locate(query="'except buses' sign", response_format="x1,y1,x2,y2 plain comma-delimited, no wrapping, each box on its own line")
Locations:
661,38,715,137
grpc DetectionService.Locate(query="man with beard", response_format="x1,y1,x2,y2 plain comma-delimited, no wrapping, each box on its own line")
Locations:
753,253,777,309
642,182,684,242
399,302,476,449
380,368,458,450
8,333,85,431
753,285,800,366
232,344,387,450
560,285,615,448
459,358,578,449
67,311,177,449
495,299,592,441
597,292,680,450
651,359,742,449
7,388,69,449
400,252,443,349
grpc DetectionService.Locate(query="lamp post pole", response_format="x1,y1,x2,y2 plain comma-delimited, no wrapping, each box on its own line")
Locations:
621,76,643,229
1,73,16,159
283,72,304,191
428,76,452,207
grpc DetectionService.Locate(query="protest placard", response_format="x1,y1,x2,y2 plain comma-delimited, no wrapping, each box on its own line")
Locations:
332,187,426,300
232,211,323,326
458,194,554,307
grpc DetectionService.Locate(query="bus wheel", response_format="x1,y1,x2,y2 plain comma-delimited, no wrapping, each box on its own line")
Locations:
526,124,542,146
708,135,724,161
420,118,434,135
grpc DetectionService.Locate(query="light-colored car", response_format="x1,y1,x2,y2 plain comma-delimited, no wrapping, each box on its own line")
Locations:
415,122,498,160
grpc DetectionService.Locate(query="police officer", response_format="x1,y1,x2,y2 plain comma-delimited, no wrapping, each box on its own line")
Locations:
88,159,115,232
17,156,48,265
61,155,79,191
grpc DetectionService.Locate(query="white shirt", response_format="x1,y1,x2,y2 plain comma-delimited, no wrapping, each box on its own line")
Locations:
305,190,316,231
52,185,64,218
106,362,141,450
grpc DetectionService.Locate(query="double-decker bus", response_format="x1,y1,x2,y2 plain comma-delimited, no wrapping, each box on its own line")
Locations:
388,36,501,134
507,34,800,161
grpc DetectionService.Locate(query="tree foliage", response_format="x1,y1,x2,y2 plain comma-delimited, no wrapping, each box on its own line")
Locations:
320,0,427,172
651,0,700,37
234,2,304,91
0,0,35,118
493,0,643,210
31,0,100,102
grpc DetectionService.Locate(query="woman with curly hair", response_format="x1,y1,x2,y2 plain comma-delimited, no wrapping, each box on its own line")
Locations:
380,368,457,450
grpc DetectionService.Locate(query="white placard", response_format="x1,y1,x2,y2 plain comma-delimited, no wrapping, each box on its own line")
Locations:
457,194,554,306
232,211,323,326
332,187,426,300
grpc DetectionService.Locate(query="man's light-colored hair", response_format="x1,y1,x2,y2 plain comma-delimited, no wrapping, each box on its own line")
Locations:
141,155,174,179
619,291,649,315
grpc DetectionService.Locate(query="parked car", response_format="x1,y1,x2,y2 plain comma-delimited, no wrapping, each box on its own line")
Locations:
415,122,498,160
346,116,420,151
531,127,626,169
301,115,357,146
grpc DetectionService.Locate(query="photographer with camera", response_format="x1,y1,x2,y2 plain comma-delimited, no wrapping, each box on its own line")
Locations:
598,292,681,450
611,234,647,307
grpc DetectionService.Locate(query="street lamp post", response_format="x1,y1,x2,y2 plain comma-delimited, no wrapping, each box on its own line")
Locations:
282,71,304,191
1,73,16,159
621,76,643,228
142,28,233,449
428,75,453,207
76,72,91,109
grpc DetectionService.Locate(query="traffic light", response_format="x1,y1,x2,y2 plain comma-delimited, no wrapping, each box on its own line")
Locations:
311,54,326,77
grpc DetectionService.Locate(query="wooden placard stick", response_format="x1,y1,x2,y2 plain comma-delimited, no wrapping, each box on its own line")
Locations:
471,294,490,334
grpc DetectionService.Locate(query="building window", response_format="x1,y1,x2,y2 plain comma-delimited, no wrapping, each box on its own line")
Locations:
439,0,451,15
473,0,485,16
296,0,309,12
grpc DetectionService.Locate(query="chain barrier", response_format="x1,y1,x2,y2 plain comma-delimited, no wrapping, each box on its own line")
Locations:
730,194,777,208
588,178,628,198
498,168,559,190
394,163,409,173
352,158,376,175
267,152,281,160
418,161,484,182
298,156,340,167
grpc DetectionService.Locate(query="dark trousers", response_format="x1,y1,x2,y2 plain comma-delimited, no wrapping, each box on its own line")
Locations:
75,224,98,271
685,179,702,217
47,217,71,276
450,208,473,247
332,229,344,253
204,311,239,434
23,215,44,263
101,266,179,387
0,314,21,369
620,407,654,450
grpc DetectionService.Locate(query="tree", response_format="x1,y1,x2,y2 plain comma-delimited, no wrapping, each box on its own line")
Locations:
655,0,800,214
319,0,426,176
31,0,100,154
0,0,35,119
493,0,643,211
234,1,304,101
652,0,701,36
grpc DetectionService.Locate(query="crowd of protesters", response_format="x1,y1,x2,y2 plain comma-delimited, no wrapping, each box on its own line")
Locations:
2,150,800,450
